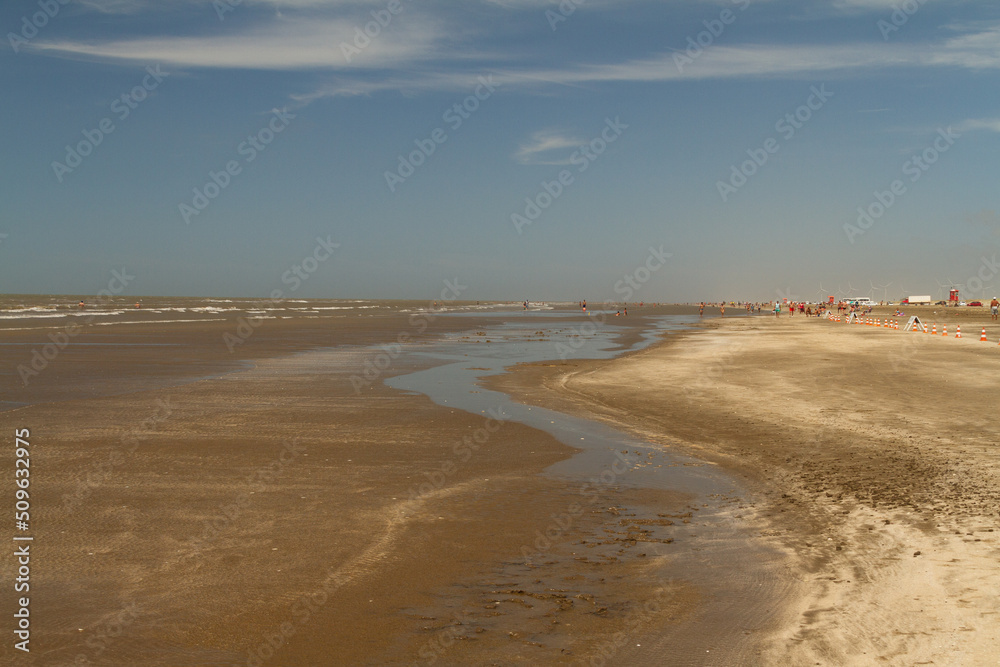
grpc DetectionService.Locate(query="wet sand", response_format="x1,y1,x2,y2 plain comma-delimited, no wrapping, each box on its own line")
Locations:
2,304,778,666
490,311,1000,665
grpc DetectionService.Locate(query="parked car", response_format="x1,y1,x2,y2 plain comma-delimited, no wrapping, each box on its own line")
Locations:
968,301,983,307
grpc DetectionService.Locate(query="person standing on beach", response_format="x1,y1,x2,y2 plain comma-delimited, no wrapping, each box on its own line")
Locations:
699,302,704,317
992,297,998,321
720,303,725,317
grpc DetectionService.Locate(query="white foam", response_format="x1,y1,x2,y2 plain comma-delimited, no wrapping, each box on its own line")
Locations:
91,318,229,326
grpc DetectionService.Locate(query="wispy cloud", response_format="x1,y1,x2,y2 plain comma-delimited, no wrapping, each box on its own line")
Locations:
926,24,1000,69
287,29,1000,104
831,0,901,10
76,0,397,11
26,2,1000,112
31,17,448,69
955,117,1000,132
513,130,583,165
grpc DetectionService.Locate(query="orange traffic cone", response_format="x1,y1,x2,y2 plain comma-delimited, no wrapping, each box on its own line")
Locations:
956,325,962,339
981,328,988,342
943,325,947,337
932,323,937,335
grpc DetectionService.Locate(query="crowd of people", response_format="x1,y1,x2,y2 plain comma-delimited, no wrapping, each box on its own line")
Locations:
694,300,884,318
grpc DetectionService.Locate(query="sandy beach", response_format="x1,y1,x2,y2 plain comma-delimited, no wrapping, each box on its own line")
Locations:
491,309,1000,665
2,302,999,665
1,303,762,666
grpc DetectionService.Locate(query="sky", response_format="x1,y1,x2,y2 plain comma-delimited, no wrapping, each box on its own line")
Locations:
1,0,1000,303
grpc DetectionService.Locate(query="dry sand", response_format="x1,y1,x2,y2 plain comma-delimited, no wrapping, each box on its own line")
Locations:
491,311,1000,665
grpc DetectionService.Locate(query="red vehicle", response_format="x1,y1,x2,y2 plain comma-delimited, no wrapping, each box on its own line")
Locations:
968,301,983,307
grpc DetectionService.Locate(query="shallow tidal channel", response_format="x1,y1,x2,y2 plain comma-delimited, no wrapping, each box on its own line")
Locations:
385,311,789,664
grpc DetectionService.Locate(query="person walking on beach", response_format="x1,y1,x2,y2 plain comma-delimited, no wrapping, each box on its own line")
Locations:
699,302,704,317
720,303,725,317
992,297,998,321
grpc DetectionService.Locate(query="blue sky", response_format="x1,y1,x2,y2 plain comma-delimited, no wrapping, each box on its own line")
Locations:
2,0,999,302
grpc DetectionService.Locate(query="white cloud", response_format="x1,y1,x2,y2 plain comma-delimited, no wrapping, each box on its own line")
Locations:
513,130,583,164
955,118,1000,133
925,25,1000,69
831,0,901,9
31,16,447,69
75,0,395,11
